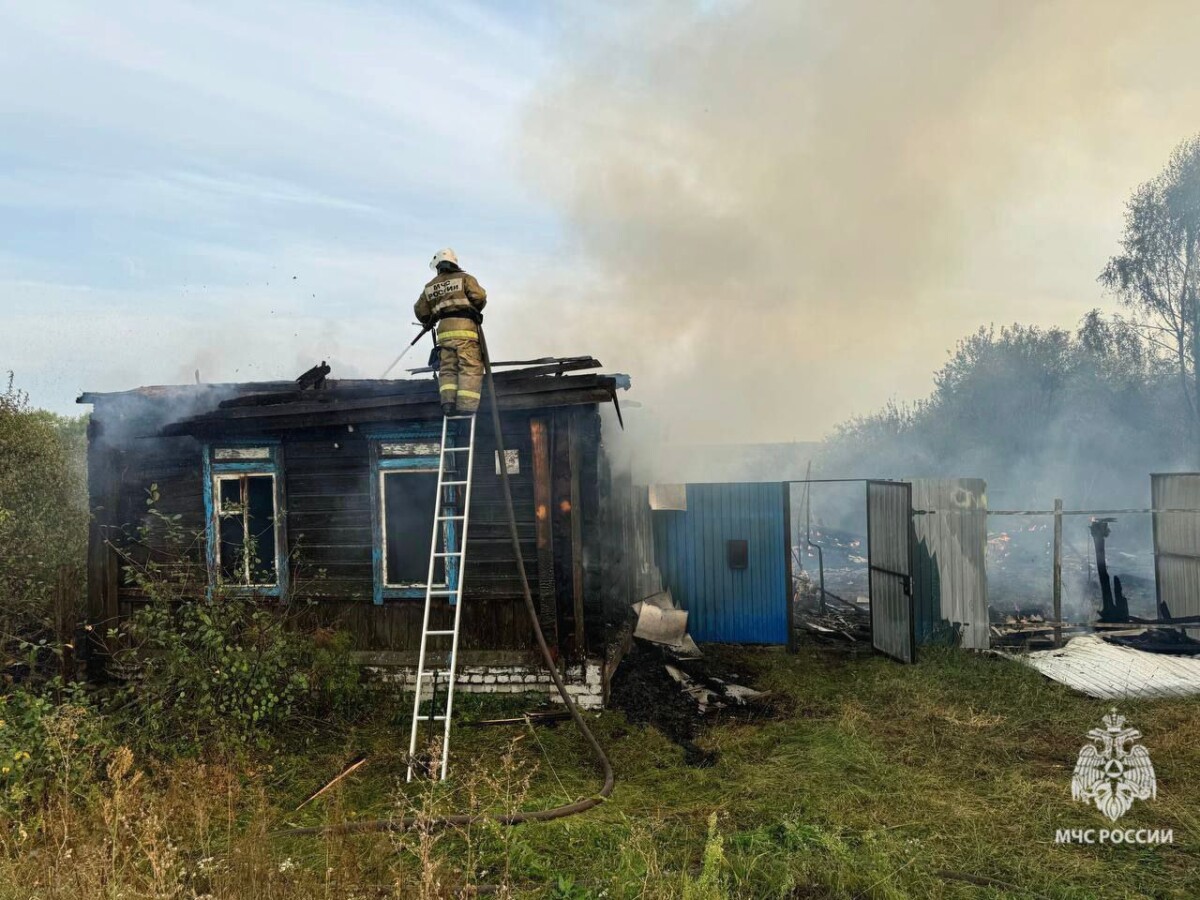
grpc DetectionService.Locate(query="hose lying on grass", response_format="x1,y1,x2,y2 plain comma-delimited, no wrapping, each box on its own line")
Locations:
276,328,615,838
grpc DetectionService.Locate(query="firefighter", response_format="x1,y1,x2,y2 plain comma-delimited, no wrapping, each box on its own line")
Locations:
415,248,488,416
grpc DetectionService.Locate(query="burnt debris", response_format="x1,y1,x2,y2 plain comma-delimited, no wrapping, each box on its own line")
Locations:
154,357,620,437
608,639,776,767
1105,628,1200,655
1090,517,1130,623
296,360,331,391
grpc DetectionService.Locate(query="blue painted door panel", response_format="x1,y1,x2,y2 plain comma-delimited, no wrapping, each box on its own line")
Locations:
652,483,788,644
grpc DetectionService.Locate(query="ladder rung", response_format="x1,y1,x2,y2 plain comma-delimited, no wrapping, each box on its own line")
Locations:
410,417,474,781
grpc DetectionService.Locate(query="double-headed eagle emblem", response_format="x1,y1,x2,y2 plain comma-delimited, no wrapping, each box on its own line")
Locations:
1071,708,1156,821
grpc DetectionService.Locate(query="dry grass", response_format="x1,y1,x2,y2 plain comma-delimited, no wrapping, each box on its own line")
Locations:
2,643,1199,898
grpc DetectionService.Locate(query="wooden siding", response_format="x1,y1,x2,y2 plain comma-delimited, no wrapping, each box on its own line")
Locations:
84,397,607,666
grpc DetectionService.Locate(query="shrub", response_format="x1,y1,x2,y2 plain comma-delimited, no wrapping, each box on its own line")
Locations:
0,374,87,677
308,627,366,719
99,486,370,754
0,684,111,818
113,597,313,753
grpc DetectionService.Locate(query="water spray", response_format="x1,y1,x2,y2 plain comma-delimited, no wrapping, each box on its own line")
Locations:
379,322,435,378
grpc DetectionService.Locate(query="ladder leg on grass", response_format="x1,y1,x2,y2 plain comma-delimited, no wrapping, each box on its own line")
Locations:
407,412,478,782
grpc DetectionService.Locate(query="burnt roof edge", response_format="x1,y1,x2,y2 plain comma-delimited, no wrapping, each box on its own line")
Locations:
157,373,630,438
77,356,613,405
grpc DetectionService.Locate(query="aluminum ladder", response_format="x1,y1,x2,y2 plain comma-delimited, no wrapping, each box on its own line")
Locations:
406,412,478,781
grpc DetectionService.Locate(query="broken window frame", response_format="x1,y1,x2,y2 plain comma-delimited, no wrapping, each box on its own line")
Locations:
379,467,453,592
203,443,287,598
368,425,459,605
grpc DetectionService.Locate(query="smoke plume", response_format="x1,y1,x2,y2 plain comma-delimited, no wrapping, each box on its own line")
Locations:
520,0,1200,444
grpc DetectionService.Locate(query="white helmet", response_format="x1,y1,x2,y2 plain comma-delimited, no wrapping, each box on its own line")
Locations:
429,247,459,271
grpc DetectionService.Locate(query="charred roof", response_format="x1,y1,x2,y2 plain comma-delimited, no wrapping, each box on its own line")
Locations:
78,356,630,438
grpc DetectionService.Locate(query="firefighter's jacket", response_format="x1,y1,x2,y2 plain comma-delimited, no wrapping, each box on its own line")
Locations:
415,267,487,343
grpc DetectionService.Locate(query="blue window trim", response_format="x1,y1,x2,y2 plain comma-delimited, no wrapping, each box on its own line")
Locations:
367,424,458,605
202,439,288,600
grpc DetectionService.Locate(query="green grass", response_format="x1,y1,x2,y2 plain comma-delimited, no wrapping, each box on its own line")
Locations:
5,643,1198,898
263,644,1200,898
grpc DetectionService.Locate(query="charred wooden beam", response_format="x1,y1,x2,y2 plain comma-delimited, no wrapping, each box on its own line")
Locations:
1090,518,1122,623
220,364,602,411
530,417,560,654
1113,575,1130,622
296,361,331,390
552,412,576,660
407,357,602,377
79,384,289,405
163,386,618,437
191,374,609,423
1129,613,1200,625
568,411,586,659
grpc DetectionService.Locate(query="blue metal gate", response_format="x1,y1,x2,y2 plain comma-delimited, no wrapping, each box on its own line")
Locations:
652,482,790,644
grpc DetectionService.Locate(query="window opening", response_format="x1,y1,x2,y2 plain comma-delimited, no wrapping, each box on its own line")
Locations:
214,473,279,586
381,469,452,588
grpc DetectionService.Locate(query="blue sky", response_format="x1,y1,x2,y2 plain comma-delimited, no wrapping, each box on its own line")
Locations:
0,1,568,411
4,1,1200,442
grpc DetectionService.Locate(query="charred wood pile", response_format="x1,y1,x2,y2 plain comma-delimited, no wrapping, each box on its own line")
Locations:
793,570,870,648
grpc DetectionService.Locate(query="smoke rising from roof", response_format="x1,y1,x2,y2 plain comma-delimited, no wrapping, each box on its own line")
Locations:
520,0,1200,444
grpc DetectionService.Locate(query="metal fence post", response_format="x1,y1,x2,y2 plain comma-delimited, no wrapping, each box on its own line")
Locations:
1053,499,1063,647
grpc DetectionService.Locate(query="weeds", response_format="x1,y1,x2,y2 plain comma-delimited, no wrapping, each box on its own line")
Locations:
0,685,109,817
1,643,1198,897
112,597,314,753
682,812,728,900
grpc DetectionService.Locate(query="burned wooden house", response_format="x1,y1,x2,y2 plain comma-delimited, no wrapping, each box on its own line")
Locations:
79,358,636,706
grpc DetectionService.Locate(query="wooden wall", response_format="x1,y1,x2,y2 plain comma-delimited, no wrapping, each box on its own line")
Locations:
85,397,606,668
596,462,663,633
289,417,543,659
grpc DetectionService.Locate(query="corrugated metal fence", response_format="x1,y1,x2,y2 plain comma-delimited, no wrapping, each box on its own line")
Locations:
867,481,915,662
652,482,790,644
1151,473,1200,619
910,478,989,650
647,477,989,652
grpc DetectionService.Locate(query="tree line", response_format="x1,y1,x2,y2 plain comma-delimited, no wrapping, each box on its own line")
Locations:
823,134,1200,507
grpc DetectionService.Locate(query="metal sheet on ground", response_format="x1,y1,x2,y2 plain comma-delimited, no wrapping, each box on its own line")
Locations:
868,481,915,663
1017,634,1200,699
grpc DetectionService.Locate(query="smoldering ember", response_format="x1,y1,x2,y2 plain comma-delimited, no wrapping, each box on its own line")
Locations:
4,4,1200,898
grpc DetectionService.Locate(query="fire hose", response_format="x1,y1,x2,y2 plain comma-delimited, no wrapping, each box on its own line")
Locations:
276,326,615,838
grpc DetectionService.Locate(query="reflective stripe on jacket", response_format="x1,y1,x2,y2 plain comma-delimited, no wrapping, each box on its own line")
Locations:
415,268,487,340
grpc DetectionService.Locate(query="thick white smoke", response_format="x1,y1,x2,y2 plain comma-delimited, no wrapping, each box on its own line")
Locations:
519,0,1200,443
